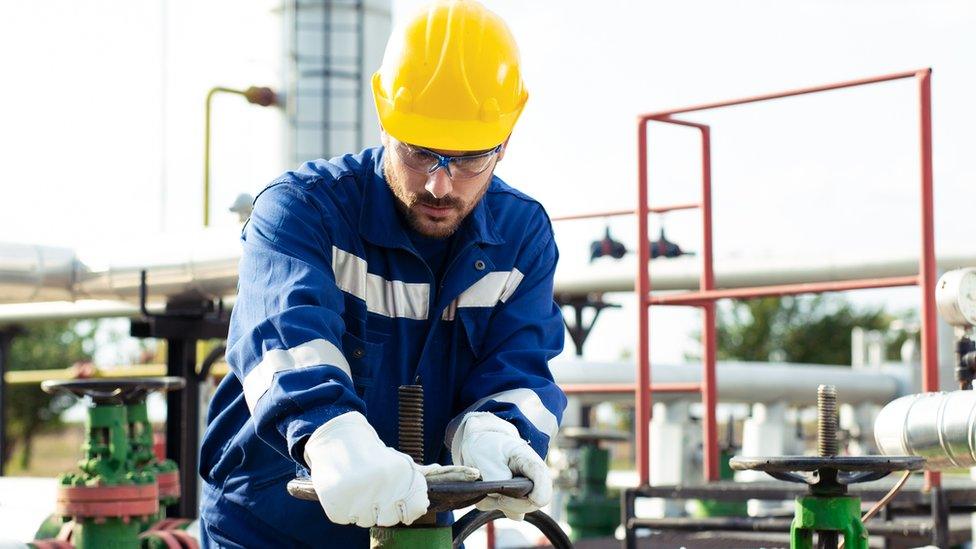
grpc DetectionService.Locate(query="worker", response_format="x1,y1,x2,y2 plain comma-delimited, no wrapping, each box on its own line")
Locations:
198,1,567,546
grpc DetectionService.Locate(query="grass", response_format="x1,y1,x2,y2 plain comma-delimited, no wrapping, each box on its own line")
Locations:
6,425,86,477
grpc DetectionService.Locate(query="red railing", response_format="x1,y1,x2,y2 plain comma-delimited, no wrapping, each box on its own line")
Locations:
554,68,939,489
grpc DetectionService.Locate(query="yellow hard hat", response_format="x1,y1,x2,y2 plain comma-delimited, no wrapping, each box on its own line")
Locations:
372,0,528,151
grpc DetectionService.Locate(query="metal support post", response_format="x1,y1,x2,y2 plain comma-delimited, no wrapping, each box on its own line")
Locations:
166,337,199,519
916,68,940,490
635,118,651,488
930,486,949,548
0,326,22,476
622,488,637,549
881,503,893,549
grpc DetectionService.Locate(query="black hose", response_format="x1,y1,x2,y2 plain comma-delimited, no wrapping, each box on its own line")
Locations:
451,509,573,549
199,343,226,380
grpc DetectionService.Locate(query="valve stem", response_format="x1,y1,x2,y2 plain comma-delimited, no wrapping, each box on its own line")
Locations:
398,384,424,464
817,384,838,458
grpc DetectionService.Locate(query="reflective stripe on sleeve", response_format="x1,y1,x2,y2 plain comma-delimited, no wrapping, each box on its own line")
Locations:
242,338,352,413
444,387,559,446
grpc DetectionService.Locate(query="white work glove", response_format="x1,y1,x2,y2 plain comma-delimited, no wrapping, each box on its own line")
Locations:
304,411,479,527
451,412,553,520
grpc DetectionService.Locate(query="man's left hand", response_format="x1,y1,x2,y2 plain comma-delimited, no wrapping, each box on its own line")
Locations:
452,412,552,520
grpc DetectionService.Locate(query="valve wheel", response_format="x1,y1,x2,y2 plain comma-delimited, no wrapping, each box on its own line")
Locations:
41,377,185,404
729,455,924,486
286,477,534,513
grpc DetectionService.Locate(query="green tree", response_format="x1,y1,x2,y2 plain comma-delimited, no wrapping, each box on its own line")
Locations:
2,320,95,469
701,296,911,365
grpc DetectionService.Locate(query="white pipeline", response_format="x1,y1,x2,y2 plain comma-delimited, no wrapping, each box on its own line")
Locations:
2,237,976,307
551,359,908,406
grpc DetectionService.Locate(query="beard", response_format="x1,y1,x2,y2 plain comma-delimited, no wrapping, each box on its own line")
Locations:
383,154,488,239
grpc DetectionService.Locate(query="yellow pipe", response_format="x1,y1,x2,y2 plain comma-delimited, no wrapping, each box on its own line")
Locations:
4,362,230,385
204,86,278,227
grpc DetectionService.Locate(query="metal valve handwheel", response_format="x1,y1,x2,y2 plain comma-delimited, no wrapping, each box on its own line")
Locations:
729,456,924,491
287,476,535,513
287,476,572,549
730,385,925,549
41,377,186,404
287,384,573,548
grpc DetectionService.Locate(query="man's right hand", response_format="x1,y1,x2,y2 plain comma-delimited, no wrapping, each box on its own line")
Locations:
303,412,478,527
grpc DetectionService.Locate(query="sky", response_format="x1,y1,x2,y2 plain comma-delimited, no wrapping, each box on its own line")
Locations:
1,0,974,367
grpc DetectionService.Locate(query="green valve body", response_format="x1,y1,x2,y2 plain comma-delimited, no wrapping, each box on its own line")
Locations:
59,403,156,549
77,404,131,483
369,526,453,548
72,518,143,549
790,495,867,549
127,399,180,526
565,444,619,540
127,400,156,469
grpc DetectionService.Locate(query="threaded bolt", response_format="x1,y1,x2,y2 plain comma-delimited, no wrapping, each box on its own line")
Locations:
398,385,424,464
817,384,838,457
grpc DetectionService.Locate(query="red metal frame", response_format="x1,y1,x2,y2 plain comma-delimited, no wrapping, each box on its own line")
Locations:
553,68,939,489
550,203,700,222
637,68,939,487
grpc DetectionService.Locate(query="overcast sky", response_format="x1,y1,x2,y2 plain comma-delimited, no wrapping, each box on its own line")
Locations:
1,0,973,366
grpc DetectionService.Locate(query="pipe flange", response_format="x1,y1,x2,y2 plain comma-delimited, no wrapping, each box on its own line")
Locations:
56,483,159,520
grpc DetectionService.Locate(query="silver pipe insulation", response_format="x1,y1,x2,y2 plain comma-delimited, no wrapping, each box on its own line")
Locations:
553,250,976,295
2,237,976,306
875,390,976,470
0,243,79,303
552,359,908,406
0,229,241,305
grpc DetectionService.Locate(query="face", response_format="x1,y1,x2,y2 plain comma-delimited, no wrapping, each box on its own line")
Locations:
382,132,507,239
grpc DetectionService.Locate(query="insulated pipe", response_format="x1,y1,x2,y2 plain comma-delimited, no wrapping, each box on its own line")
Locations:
0,243,79,303
0,228,241,305
554,252,976,296
875,390,976,470
552,360,907,406
1,242,974,307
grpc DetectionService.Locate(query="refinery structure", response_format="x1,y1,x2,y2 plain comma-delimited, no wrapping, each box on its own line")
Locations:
1,1,975,549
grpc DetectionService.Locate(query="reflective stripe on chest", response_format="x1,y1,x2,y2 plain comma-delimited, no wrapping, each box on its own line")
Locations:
441,269,524,320
331,245,524,321
332,246,430,320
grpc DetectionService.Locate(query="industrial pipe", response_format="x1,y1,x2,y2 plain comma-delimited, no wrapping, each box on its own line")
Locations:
553,359,907,406
204,85,278,227
2,240,974,308
875,390,976,469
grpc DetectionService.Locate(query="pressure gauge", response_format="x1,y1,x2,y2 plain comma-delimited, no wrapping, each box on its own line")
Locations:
936,268,976,327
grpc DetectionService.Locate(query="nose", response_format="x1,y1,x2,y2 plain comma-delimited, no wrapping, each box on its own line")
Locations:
424,168,453,199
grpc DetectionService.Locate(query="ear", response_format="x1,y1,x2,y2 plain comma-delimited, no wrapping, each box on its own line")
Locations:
497,135,511,162
380,130,390,148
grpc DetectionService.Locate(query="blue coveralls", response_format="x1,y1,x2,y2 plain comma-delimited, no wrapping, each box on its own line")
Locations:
199,146,567,547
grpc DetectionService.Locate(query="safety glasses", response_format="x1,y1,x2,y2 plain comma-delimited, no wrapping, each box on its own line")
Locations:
391,139,503,180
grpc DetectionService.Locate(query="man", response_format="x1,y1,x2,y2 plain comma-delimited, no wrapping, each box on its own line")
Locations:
199,1,566,546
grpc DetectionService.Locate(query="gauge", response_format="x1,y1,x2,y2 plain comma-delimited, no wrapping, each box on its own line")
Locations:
936,268,976,327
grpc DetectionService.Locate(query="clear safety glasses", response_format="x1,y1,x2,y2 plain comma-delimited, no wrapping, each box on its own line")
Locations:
392,139,504,180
